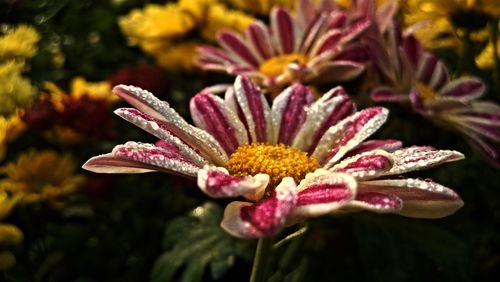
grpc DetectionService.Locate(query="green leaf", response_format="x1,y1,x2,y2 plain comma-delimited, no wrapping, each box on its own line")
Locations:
150,202,253,282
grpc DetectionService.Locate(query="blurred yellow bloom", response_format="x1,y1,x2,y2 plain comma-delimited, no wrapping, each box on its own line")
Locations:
335,0,394,8
0,113,26,161
0,224,23,245
0,25,40,60
0,61,36,116
119,0,255,71
0,150,84,204
156,42,200,71
229,0,294,15
404,0,496,49
0,251,16,271
0,190,22,220
70,77,116,103
476,40,499,69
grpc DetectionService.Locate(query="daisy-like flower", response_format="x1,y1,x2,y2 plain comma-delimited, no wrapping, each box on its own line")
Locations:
369,26,500,166
84,76,463,239
0,150,84,204
197,0,370,93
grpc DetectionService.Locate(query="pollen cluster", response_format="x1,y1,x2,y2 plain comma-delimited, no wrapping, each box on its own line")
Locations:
227,143,320,186
416,82,437,101
259,53,308,77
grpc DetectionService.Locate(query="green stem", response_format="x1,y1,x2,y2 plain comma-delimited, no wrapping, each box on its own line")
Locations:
250,237,274,282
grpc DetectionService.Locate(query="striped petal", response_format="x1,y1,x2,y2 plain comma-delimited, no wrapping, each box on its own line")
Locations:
197,165,269,200
219,32,260,67
345,192,403,213
359,179,463,218
221,177,297,239
292,169,357,218
370,87,409,102
113,85,228,165
231,76,271,143
271,7,296,54
83,141,199,177
306,60,365,84
439,77,485,101
330,150,394,180
345,139,403,157
292,86,355,152
417,53,449,90
247,21,275,60
385,147,464,175
271,84,314,145
313,107,389,168
114,108,208,167
190,92,248,155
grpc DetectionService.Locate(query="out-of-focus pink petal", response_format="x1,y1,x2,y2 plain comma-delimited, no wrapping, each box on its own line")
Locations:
219,32,260,67
439,77,485,101
370,87,410,102
271,7,296,54
306,60,365,84
247,21,275,60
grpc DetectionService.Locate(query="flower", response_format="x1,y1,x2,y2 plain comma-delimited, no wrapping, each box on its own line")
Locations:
197,1,370,93
119,0,254,71
404,0,496,50
0,25,40,61
475,39,500,70
0,191,23,271
0,113,26,161
369,28,500,166
84,76,463,239
0,150,84,204
0,61,36,116
70,77,117,104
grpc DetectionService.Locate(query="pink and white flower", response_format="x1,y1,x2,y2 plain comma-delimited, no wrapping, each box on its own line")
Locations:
368,25,500,167
197,0,370,93
83,76,464,239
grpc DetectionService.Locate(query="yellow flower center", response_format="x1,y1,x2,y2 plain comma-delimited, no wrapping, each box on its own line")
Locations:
416,83,437,101
227,143,319,186
258,53,308,77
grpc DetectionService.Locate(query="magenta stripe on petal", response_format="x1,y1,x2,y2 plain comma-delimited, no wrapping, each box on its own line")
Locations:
345,139,403,157
309,90,355,153
219,32,260,67
402,35,422,68
327,10,346,29
278,85,314,144
297,183,351,205
236,76,268,142
355,192,402,210
190,93,240,155
418,53,439,86
322,107,386,164
248,22,274,59
272,7,295,54
334,154,392,174
440,78,485,99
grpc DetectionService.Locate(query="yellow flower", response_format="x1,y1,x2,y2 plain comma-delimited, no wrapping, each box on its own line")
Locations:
0,224,23,246
0,61,36,116
0,190,22,220
476,40,499,69
0,150,84,204
70,77,116,103
0,113,26,161
202,3,255,40
228,0,294,15
0,25,40,61
156,42,200,71
404,0,496,49
335,0,395,9
119,0,255,71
